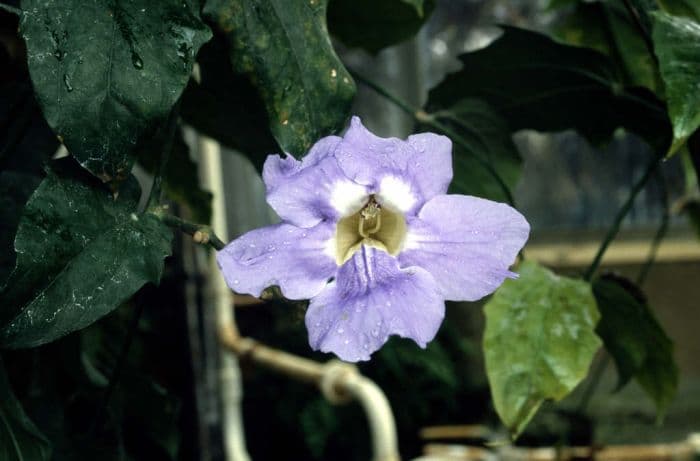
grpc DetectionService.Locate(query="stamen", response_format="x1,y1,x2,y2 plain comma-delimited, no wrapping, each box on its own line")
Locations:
358,196,382,237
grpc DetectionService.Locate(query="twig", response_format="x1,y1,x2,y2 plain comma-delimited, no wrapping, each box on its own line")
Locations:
583,155,661,281
146,103,180,209
157,212,226,251
0,3,21,15
349,69,516,207
636,171,670,286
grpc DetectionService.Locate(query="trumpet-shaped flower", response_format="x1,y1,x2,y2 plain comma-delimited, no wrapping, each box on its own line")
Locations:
217,117,529,362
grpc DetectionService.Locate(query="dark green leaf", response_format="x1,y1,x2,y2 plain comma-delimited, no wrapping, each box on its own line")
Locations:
593,274,678,417
552,1,661,92
483,261,601,437
428,26,671,151
652,11,700,155
20,0,211,181
0,82,58,286
0,358,52,460
180,34,278,171
431,99,521,202
137,127,212,224
204,0,356,157
0,158,172,348
328,0,435,54
658,0,700,22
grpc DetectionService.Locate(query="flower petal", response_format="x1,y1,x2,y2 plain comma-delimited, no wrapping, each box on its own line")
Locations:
305,246,444,362
334,117,453,214
263,136,369,227
216,222,337,299
399,194,530,301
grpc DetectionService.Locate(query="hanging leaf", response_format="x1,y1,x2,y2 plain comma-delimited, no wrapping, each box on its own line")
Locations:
20,0,211,182
327,0,435,54
652,12,700,155
0,358,52,461
551,1,661,92
483,261,601,437
428,26,671,151
425,99,521,202
593,274,678,417
204,0,356,157
0,158,172,348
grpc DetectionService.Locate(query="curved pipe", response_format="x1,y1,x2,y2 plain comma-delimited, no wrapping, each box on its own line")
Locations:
220,324,401,461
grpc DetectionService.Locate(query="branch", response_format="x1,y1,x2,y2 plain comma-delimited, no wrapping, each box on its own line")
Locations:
349,69,516,207
157,211,226,251
583,154,661,281
0,3,21,15
636,170,670,286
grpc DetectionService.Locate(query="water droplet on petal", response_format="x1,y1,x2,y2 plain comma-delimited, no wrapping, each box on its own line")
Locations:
233,279,239,285
337,327,344,334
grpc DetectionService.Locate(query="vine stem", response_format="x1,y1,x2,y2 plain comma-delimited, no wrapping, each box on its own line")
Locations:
577,158,666,414
583,155,662,281
349,69,516,207
622,0,658,67
146,103,180,209
157,212,226,251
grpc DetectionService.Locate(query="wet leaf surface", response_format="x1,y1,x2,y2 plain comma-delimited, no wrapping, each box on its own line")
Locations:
20,0,211,181
652,12,700,155
204,0,355,157
0,158,172,348
483,261,601,437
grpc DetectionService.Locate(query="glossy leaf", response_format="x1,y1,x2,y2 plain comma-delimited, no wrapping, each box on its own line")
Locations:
652,12,700,155
0,359,51,461
593,274,679,416
428,26,671,151
552,1,661,92
659,0,700,21
204,0,356,157
0,158,172,348
483,261,601,437
328,0,435,54
20,0,211,181
430,99,521,202
180,35,278,171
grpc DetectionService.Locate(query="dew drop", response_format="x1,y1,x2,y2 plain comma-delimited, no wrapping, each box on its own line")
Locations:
337,327,344,334
53,49,65,60
131,52,143,69
63,74,73,92
344,339,350,345
371,328,379,337
233,279,239,285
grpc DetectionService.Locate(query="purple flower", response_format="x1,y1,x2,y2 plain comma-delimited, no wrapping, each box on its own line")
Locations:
217,117,529,362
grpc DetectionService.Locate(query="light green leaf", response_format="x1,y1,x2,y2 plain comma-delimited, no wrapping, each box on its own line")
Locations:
652,11,700,155
483,261,601,437
430,99,521,202
327,0,435,54
20,0,211,181
204,0,356,157
0,158,172,348
0,358,51,461
428,26,671,151
593,274,679,417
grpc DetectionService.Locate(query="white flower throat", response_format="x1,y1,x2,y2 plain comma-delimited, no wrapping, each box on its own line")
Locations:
335,195,407,265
